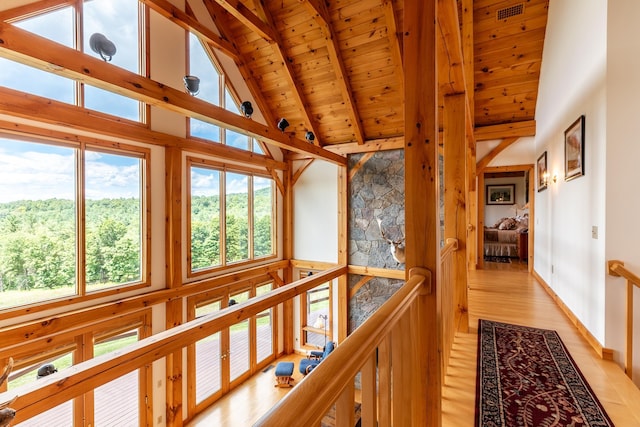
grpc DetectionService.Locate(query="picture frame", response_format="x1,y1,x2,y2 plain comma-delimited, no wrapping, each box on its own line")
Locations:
537,151,548,192
486,184,515,205
564,115,585,181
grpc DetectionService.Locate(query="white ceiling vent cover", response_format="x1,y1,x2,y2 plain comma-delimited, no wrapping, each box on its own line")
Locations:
496,3,524,20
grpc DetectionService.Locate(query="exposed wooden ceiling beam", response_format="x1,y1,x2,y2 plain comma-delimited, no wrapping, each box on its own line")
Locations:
0,21,345,165
0,89,287,171
209,0,276,42
141,0,239,60
382,0,404,97
211,0,321,144
437,0,466,96
323,136,405,155
474,120,536,141
475,137,518,173
198,0,278,128
302,0,365,145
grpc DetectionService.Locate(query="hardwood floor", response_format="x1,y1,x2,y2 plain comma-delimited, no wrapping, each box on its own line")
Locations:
189,268,640,426
442,269,640,426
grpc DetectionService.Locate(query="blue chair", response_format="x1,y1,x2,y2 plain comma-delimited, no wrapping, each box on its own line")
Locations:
299,341,335,375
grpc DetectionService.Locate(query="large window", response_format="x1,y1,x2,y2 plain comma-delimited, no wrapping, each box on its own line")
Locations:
187,33,263,154
0,137,149,310
0,0,143,121
188,158,275,274
3,313,150,426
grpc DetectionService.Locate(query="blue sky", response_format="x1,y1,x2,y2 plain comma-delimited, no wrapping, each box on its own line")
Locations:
0,0,265,203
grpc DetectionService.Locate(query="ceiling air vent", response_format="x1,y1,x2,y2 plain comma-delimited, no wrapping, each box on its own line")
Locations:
496,3,524,20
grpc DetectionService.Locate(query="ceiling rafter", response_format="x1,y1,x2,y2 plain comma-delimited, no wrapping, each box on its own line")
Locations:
0,21,345,165
302,0,365,145
210,0,321,145
140,0,238,60
381,0,404,94
209,0,276,42
200,0,278,129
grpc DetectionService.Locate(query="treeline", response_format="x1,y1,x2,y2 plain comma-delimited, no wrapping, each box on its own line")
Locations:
0,189,272,292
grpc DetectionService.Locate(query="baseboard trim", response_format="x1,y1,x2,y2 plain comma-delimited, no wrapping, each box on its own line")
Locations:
532,269,614,361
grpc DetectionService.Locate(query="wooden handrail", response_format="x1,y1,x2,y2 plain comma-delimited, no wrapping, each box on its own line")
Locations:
607,260,639,380
441,237,459,259
608,260,640,287
254,269,431,426
0,266,348,421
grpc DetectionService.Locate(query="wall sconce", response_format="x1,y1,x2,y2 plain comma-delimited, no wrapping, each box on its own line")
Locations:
183,75,200,96
552,173,558,183
542,172,549,186
89,33,116,62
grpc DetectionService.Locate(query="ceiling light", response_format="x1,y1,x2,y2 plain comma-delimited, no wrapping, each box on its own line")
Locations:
183,75,200,96
277,118,289,132
305,131,315,143
89,33,116,62
241,101,253,118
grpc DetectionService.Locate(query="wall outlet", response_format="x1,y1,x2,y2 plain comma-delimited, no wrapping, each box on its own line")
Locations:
592,226,598,239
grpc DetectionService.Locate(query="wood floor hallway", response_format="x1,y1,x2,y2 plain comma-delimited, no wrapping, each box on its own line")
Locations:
442,269,640,426
190,269,640,426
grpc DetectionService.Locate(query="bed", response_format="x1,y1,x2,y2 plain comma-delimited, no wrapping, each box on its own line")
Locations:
484,215,528,258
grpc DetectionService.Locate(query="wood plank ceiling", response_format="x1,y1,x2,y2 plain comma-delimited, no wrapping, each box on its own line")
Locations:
0,0,549,152
199,0,550,149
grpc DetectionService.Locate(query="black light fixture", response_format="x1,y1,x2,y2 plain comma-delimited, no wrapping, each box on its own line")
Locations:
277,118,289,132
89,33,117,62
183,75,200,96
241,101,253,118
305,131,315,143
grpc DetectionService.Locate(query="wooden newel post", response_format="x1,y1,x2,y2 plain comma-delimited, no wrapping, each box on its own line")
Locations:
404,0,441,426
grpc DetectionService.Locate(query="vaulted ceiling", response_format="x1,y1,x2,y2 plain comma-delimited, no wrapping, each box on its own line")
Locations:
0,0,549,156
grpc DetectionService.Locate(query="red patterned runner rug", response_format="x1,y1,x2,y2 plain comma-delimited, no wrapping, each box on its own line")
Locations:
475,320,614,426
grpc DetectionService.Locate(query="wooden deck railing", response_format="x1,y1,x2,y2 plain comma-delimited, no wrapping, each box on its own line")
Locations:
0,266,347,424
607,260,640,380
254,268,432,427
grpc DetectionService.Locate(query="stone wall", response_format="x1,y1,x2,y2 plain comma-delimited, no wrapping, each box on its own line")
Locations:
348,150,405,332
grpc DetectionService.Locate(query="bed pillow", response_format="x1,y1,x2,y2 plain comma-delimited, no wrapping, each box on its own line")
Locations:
498,218,517,230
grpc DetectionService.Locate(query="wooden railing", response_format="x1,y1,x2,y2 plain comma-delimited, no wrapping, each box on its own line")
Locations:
254,268,432,427
0,266,347,424
607,260,640,380
440,238,459,377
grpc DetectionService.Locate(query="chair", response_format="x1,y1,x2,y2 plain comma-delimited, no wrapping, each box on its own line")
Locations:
299,341,335,375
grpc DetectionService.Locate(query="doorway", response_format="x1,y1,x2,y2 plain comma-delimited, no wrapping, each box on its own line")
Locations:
478,165,534,271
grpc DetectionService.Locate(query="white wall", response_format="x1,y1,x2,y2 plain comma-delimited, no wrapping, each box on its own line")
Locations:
605,1,640,381
534,0,608,346
293,161,339,263
484,175,528,227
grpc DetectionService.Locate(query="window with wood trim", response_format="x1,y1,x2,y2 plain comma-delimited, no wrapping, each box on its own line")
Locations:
299,271,332,350
188,158,275,274
187,32,264,154
0,136,150,311
0,0,144,122
1,312,150,426
186,281,275,417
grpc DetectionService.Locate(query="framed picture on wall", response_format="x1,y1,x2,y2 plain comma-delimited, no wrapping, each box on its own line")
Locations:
486,184,515,205
537,151,548,192
565,115,585,181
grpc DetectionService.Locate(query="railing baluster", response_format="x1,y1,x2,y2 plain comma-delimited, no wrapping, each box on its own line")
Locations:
361,353,377,426
607,260,639,380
